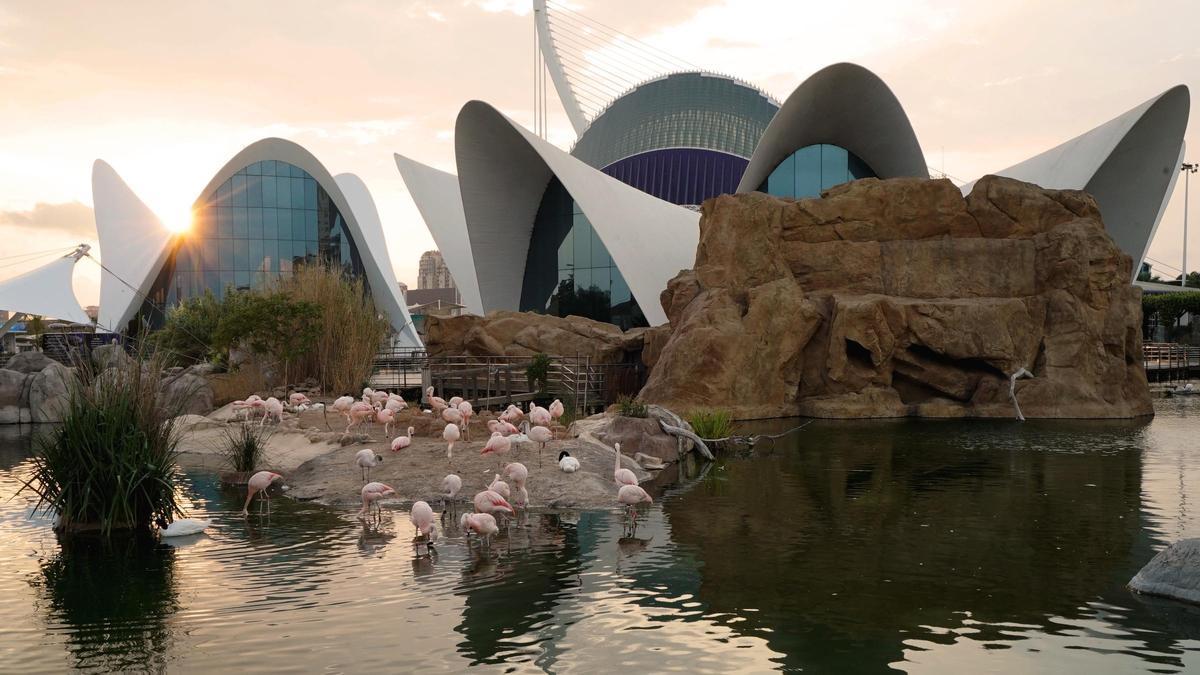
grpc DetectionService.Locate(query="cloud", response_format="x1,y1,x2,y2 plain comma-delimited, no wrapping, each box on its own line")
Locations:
0,201,94,238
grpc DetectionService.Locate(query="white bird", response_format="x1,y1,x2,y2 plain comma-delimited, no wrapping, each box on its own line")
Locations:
156,517,211,537
261,396,284,426
443,423,461,463
618,484,653,507
614,442,638,486
355,448,383,483
391,426,413,453
488,474,511,499
410,500,437,538
558,450,580,473
442,473,463,507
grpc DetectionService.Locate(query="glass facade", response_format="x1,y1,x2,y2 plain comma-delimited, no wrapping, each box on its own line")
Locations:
519,178,646,330
601,148,749,207
758,144,876,199
136,160,366,328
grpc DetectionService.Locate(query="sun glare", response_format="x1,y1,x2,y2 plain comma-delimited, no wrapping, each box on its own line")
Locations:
164,209,194,234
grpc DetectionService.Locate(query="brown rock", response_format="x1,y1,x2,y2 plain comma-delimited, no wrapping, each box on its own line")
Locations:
424,311,645,365
640,175,1151,420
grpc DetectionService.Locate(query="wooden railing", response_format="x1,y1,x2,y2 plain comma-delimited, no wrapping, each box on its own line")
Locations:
1143,342,1200,381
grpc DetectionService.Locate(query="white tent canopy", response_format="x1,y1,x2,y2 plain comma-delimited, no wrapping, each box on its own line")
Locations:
0,250,93,326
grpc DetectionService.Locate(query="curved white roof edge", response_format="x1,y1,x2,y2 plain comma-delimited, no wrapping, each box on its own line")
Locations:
961,86,1190,278
393,154,484,315
533,0,587,136
0,251,93,326
454,100,700,326
334,173,423,348
92,159,174,332
737,62,929,193
195,137,423,341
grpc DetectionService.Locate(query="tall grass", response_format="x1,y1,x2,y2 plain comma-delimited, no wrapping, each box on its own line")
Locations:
615,395,648,418
688,409,735,440
22,353,186,534
274,263,388,393
220,423,271,473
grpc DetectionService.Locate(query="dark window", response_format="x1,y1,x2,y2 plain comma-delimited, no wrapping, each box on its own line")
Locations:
758,144,877,199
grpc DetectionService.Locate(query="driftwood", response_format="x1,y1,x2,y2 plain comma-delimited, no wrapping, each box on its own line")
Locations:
657,418,715,461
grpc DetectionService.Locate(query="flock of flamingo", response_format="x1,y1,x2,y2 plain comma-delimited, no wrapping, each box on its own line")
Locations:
183,386,654,548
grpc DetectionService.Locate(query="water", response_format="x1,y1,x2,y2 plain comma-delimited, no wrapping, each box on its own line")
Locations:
2,402,1200,673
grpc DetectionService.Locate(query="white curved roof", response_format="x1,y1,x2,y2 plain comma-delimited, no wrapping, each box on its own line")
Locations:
393,154,484,315
93,159,174,331
961,86,1190,275
0,250,93,326
452,100,700,325
737,62,928,193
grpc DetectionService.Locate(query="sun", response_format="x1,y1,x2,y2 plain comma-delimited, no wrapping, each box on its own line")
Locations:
164,209,194,234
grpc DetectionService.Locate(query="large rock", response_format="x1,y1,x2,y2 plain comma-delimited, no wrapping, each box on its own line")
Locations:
4,351,54,374
640,175,1152,420
0,369,28,424
160,373,215,416
28,362,73,423
425,311,646,364
92,342,131,371
1129,539,1200,605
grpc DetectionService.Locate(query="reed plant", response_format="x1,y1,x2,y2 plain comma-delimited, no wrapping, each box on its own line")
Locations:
688,409,735,441
22,353,186,534
220,423,271,473
274,263,389,393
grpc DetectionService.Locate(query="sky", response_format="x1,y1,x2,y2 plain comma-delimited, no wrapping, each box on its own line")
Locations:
1,0,1199,305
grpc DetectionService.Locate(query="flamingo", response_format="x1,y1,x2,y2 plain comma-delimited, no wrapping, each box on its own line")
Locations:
443,423,461,464
442,406,463,428
442,473,463,509
460,512,499,546
618,484,653,510
385,396,406,414
558,451,580,473
500,405,524,425
370,390,388,407
487,419,501,436
512,485,529,510
242,470,283,516
155,516,212,537
391,426,414,453
529,403,552,428
614,442,638,487
359,482,395,517
457,401,473,440
376,407,396,436
481,432,511,474
504,462,528,489
289,392,311,407
331,395,355,423
448,396,463,408
347,401,374,434
410,500,437,538
488,474,511,500
355,448,383,483
473,489,515,518
527,424,552,466
233,395,266,422
548,399,565,438
425,386,448,414
261,397,284,426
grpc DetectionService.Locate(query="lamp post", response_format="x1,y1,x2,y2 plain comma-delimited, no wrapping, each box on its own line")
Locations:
1183,162,1198,287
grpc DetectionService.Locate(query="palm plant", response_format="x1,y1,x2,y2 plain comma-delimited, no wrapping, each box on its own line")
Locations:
22,353,186,534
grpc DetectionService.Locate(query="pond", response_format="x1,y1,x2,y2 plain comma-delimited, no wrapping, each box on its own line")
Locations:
1,401,1199,672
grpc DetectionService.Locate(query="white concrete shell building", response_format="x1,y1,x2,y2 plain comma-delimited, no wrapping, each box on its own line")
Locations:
93,138,422,347
400,62,1188,328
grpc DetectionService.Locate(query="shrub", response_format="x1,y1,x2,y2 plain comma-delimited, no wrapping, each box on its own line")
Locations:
221,423,271,473
213,290,321,385
526,353,552,393
22,353,185,534
688,409,735,440
615,394,648,418
152,290,222,366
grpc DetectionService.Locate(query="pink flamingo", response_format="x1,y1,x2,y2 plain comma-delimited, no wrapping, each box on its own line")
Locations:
385,395,406,413
617,484,653,524
481,432,511,474
331,395,355,423
425,386,448,415
242,471,283,516
262,397,284,426
442,473,463,510
529,403,552,428
448,396,463,408
443,423,461,464
376,407,396,436
488,474,511,499
289,392,311,407
442,406,463,428
614,442,638,487
500,405,524,425
410,500,437,539
460,512,499,546
548,399,565,438
457,401,473,440
473,489,514,517
527,425,552,466
359,482,395,517
391,426,413,453
347,401,374,434
504,462,528,489
512,485,529,510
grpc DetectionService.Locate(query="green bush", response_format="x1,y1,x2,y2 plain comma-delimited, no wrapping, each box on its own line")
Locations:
689,409,735,440
616,394,648,418
22,354,185,534
221,423,271,473
152,290,222,366
526,353,552,393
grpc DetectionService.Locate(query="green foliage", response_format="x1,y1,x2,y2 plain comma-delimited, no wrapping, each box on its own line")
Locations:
28,314,45,344
1142,291,1200,331
221,423,271,473
152,290,222,366
616,394,648,418
21,353,185,534
688,409,735,440
213,291,321,384
526,353,552,393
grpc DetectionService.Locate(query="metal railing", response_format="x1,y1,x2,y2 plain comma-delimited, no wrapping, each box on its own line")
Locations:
368,348,644,414
1143,342,1200,382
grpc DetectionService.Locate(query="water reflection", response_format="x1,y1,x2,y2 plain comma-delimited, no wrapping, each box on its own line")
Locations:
33,533,178,672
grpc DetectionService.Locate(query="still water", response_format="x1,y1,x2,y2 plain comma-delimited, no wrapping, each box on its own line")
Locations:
2,401,1200,673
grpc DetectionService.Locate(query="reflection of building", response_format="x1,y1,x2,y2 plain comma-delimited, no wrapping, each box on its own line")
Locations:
417,250,457,291
398,9,1189,330
91,139,422,347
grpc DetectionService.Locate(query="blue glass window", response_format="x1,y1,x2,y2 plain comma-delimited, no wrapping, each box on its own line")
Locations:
759,144,876,199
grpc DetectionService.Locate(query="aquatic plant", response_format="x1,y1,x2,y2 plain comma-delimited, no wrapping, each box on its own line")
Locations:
220,423,271,473
615,395,648,418
688,409,735,441
21,354,186,535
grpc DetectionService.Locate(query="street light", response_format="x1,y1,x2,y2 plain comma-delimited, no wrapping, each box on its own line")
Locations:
1183,162,1198,287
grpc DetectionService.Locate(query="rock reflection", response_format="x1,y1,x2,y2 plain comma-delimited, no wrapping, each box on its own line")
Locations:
33,532,178,672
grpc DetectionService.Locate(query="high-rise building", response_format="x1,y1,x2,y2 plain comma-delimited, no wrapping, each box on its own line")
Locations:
417,250,457,291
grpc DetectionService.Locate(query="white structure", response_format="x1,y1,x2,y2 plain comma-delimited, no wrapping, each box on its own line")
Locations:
399,101,700,326
0,246,94,328
960,86,1190,279
92,138,422,347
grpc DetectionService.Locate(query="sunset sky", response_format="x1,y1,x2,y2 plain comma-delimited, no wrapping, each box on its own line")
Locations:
1,0,1198,304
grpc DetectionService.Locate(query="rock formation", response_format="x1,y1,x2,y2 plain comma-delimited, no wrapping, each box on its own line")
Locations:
1129,539,1200,605
639,176,1152,420
424,310,647,364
